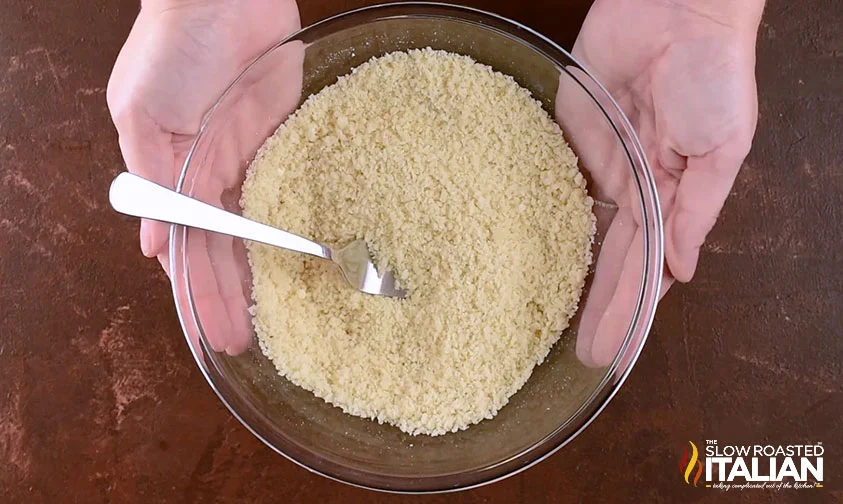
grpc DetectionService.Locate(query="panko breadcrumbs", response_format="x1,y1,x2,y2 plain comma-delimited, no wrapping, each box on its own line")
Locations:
241,48,595,436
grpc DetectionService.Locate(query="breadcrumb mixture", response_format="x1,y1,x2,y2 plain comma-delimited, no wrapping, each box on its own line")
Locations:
241,48,594,435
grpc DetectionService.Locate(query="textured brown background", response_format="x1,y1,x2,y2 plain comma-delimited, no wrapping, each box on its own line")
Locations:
1,0,842,502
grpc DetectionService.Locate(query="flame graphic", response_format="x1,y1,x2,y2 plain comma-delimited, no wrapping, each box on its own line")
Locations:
679,441,703,486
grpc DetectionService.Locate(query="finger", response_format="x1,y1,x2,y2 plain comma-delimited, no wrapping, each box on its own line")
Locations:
587,228,644,367
577,208,681,369
187,227,252,356
206,232,252,355
610,269,674,376
578,217,677,369
665,148,745,282
114,117,175,258
587,232,676,369
139,219,170,258
576,206,636,366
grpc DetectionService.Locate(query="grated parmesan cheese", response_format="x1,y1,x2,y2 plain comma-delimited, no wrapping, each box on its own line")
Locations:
241,48,594,436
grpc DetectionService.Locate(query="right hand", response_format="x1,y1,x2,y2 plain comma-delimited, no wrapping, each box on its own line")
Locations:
107,0,301,273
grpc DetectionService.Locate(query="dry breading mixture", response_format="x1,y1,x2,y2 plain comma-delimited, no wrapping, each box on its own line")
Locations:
242,48,594,435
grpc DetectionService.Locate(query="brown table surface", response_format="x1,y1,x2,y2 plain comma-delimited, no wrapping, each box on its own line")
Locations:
2,0,841,502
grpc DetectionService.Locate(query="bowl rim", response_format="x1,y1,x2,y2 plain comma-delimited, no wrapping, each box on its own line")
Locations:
169,1,663,493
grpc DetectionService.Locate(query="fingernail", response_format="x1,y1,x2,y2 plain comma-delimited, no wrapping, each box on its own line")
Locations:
158,253,171,278
591,332,617,369
576,338,596,367
140,220,152,257
679,247,701,283
669,214,700,282
672,212,695,253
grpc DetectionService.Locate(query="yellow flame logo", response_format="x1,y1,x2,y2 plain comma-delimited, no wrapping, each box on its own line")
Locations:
680,441,703,486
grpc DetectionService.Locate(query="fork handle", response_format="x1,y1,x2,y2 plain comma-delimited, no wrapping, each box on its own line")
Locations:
108,172,331,260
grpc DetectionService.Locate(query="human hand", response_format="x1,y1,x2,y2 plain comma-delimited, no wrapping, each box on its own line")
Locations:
565,0,764,366
107,0,300,273
108,0,303,354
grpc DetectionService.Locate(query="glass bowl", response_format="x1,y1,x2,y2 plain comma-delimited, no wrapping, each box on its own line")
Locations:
169,2,662,493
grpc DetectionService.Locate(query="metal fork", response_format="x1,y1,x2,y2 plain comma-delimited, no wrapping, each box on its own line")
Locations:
108,172,407,299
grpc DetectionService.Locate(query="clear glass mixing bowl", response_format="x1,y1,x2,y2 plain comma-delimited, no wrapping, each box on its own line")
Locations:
169,2,663,493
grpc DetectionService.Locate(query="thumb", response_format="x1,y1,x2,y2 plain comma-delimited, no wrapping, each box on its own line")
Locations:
113,116,175,258
665,148,746,282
